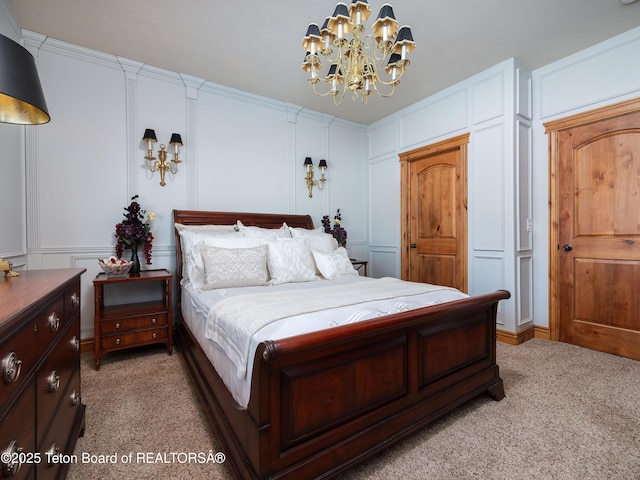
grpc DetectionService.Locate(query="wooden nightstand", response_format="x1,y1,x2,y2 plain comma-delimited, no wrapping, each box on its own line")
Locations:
350,259,368,276
93,269,172,370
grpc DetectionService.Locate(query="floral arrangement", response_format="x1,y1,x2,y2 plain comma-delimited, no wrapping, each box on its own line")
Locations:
114,195,155,264
321,208,347,247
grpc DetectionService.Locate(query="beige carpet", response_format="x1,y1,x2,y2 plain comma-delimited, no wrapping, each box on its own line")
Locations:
68,339,640,480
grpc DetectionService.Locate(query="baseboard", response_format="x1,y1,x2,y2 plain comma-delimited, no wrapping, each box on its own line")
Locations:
533,326,550,340
81,337,94,354
496,327,535,345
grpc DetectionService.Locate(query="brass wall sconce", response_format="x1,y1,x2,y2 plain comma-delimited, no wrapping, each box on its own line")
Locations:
303,157,327,198
142,129,184,186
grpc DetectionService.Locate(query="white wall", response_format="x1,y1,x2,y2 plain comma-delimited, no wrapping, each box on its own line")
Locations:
0,1,28,269
368,59,533,332
531,26,640,329
12,30,366,340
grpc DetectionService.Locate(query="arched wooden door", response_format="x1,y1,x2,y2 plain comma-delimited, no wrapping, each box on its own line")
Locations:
400,134,469,292
546,98,640,360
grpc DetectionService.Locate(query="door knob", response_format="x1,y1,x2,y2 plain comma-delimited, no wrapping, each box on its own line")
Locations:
562,244,573,252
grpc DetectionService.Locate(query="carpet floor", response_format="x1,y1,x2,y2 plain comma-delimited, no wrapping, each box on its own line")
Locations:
67,339,640,480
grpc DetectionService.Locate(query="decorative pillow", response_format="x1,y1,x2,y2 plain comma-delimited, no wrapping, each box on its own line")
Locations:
311,247,358,280
289,226,338,252
266,237,317,284
179,230,257,288
200,245,269,290
236,220,291,238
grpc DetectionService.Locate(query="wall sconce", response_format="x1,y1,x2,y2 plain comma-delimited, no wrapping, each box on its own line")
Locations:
303,157,328,198
142,129,184,186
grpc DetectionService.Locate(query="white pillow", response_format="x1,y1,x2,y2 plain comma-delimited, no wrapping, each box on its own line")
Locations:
180,230,260,288
174,223,237,234
236,220,291,238
200,245,269,289
266,238,317,284
289,226,338,252
311,247,358,280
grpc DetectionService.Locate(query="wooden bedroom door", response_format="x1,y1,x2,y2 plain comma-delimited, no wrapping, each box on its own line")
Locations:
400,134,469,292
546,98,640,360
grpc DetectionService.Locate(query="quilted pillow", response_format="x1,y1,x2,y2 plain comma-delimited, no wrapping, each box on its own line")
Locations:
311,247,358,280
266,237,317,284
200,244,269,289
179,231,260,289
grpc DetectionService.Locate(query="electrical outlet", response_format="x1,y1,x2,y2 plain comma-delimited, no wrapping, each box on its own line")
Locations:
526,219,533,232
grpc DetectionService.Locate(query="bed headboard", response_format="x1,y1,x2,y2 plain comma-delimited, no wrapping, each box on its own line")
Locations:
172,209,314,303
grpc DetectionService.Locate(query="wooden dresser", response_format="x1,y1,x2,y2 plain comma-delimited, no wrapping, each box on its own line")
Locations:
0,269,86,480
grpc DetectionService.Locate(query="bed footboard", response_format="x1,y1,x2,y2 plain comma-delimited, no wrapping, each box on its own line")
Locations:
177,289,509,480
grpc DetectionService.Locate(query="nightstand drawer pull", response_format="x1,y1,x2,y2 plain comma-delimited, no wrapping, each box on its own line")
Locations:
47,371,60,393
70,390,80,406
152,332,157,339
71,335,80,352
48,312,60,332
115,338,121,345
151,318,157,324
71,292,80,307
115,323,121,329
2,352,22,384
1,440,24,477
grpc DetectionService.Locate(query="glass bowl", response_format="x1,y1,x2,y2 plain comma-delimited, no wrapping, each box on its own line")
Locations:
98,257,133,277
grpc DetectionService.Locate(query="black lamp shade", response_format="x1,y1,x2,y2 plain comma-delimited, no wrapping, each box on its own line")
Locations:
318,159,328,168
304,157,313,166
0,34,50,125
169,133,183,146
143,128,157,142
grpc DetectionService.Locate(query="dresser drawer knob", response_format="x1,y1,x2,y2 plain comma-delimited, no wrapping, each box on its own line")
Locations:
115,338,121,345
70,390,80,406
46,443,60,465
47,371,60,393
48,312,60,332
115,323,121,329
71,336,80,352
71,292,80,307
1,440,24,477
2,352,22,384
152,332,157,339
151,318,157,324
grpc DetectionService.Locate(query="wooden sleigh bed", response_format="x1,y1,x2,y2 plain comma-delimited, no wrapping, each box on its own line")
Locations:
173,209,510,480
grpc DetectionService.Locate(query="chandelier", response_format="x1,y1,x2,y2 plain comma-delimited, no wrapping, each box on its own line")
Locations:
302,1,415,105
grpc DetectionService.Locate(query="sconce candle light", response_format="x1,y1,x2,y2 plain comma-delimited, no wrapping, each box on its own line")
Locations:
304,157,328,198
142,129,184,186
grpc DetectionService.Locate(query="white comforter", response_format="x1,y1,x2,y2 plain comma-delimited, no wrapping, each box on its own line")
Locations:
203,277,466,379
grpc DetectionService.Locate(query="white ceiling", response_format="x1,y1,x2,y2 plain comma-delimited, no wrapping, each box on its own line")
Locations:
7,0,640,125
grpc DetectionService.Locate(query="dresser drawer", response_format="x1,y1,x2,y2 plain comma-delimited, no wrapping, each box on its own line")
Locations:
0,322,38,408
36,324,80,442
100,312,168,335
0,381,36,480
101,327,168,350
36,366,81,480
64,282,81,323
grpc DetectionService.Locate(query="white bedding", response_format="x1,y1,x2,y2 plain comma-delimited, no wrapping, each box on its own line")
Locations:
181,276,468,408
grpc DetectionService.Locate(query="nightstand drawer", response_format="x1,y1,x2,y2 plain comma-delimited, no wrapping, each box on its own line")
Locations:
100,313,168,335
100,327,168,350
